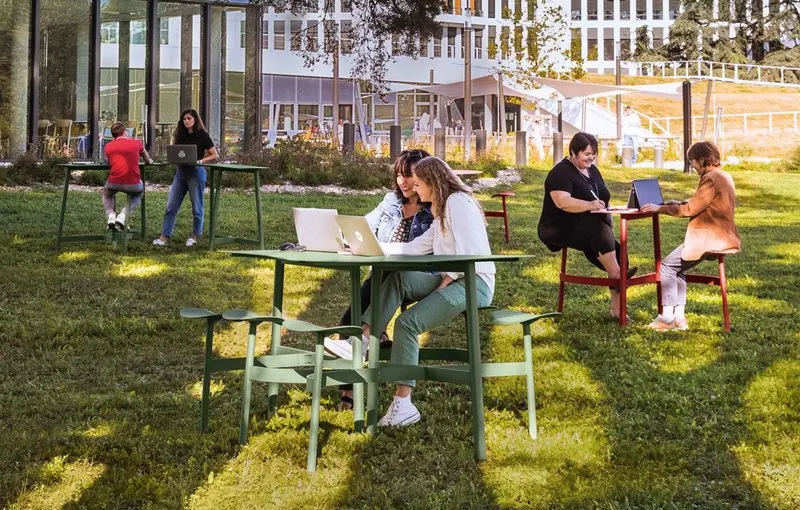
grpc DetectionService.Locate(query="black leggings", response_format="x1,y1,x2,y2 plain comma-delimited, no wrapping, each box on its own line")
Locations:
562,214,624,271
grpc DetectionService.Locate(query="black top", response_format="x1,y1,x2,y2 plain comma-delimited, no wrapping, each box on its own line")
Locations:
538,157,612,252
178,130,215,159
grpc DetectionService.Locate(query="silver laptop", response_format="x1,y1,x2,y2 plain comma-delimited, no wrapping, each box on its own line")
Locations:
166,144,198,165
292,208,343,252
336,215,386,257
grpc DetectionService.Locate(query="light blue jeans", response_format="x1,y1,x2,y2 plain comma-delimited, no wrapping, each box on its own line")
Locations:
362,271,493,387
624,135,638,164
160,165,206,237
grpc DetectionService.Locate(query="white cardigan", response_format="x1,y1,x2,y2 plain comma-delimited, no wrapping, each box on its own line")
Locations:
380,192,496,296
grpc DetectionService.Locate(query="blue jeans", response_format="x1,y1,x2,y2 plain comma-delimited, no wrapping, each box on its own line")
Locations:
623,135,638,164
161,165,206,237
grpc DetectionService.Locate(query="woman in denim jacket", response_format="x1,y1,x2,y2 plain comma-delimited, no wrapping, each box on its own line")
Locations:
328,149,433,410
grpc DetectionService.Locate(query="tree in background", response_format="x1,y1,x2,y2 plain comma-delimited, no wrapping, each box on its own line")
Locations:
253,0,442,92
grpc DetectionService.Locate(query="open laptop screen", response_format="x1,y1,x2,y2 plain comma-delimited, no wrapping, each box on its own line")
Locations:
628,178,664,208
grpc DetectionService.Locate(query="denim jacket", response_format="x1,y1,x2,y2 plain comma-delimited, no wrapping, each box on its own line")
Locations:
365,192,433,243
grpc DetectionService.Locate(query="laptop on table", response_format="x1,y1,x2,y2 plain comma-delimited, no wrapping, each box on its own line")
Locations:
335,215,387,257
166,144,198,165
292,208,344,252
627,178,664,209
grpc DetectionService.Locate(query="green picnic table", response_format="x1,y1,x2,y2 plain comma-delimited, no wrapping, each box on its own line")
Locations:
230,249,526,461
204,163,267,250
56,162,166,254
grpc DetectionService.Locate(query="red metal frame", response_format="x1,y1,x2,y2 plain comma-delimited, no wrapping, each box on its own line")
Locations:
485,192,515,243
557,211,662,326
685,253,730,332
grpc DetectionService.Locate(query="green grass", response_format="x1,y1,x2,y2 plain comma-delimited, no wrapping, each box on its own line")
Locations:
1,166,798,509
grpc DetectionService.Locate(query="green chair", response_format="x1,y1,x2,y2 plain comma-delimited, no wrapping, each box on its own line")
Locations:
179,308,224,433
223,310,361,472
490,309,561,440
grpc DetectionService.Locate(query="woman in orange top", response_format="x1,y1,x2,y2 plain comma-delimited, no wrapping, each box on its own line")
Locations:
641,141,741,331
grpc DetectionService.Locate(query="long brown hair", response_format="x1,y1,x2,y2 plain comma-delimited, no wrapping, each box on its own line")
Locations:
174,109,208,144
411,156,480,233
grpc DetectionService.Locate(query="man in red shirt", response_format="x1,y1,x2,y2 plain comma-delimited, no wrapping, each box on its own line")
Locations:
103,122,152,230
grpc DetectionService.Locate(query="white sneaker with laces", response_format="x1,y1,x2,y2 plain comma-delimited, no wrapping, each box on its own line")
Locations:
323,335,368,361
152,238,167,246
378,396,421,427
107,212,117,230
185,238,197,247
115,211,126,230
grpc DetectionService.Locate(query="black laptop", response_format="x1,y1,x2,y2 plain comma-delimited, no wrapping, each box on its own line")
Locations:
627,178,664,209
166,144,198,165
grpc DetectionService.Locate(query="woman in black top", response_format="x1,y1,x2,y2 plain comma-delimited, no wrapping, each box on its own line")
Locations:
538,132,633,319
153,109,218,247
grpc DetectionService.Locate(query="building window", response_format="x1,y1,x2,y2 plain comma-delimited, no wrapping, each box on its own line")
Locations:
241,20,246,48
447,27,457,58
274,20,285,50
262,19,269,49
488,0,495,18
131,20,146,45
637,0,647,20
668,0,679,19
392,33,401,55
324,20,337,53
604,28,614,60
101,22,119,44
306,21,319,52
571,0,581,20
420,35,428,57
474,27,483,59
324,0,334,15
341,20,353,54
290,20,302,51
341,0,353,12
160,18,169,45
434,29,442,57
604,0,613,20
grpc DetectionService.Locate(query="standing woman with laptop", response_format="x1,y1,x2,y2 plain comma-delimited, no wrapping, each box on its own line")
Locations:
640,141,740,331
537,132,635,320
153,109,218,247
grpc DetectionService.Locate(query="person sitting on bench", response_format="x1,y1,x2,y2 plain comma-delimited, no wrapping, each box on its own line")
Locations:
103,121,152,231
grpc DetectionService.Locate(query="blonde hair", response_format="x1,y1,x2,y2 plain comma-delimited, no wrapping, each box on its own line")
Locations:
411,156,481,233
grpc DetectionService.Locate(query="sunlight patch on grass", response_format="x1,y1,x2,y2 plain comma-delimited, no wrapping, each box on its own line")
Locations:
733,358,800,509
188,379,226,400
9,457,106,510
627,331,721,374
82,422,114,438
766,243,800,265
522,260,561,284
57,250,92,262
115,259,168,278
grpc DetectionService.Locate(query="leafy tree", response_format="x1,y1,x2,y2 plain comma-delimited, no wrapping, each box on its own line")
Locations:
251,0,443,92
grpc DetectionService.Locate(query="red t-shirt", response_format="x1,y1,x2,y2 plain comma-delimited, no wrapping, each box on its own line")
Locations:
105,137,144,185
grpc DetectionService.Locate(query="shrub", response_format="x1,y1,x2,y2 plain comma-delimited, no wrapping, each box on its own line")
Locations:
2,151,68,185
782,145,800,173
235,138,393,190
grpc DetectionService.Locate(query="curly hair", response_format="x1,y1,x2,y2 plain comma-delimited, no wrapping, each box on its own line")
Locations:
411,156,480,233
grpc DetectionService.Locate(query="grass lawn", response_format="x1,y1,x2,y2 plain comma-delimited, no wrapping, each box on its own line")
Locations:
1,166,798,509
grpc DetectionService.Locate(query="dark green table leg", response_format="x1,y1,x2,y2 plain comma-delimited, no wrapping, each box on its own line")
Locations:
267,260,285,418
201,317,219,433
140,168,147,241
56,169,71,251
464,263,487,461
207,166,215,243
209,169,223,250
254,171,264,249
121,216,129,254
350,266,364,432
366,266,383,434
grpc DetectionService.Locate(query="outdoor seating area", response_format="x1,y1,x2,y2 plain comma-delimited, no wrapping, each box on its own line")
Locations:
2,163,798,507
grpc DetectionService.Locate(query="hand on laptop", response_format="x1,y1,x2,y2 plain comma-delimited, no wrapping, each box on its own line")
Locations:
640,203,661,213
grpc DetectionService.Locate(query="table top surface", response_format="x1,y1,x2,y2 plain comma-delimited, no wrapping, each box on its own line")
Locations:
591,208,658,218
203,163,268,171
58,162,167,169
452,169,483,176
230,249,525,267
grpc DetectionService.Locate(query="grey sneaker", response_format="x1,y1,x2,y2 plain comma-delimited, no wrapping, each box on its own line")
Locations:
152,238,167,246
324,335,368,361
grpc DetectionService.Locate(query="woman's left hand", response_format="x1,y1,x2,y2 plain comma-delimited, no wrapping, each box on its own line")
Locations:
436,275,454,290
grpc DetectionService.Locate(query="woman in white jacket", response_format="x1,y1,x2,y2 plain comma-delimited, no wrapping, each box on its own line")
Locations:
325,156,495,427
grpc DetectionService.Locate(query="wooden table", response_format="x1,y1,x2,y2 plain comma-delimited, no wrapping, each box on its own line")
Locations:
230,249,526,461
559,209,663,326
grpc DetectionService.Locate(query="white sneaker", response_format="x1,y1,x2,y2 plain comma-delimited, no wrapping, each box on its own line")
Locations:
185,238,197,247
152,238,167,246
107,212,117,230
115,211,126,231
323,335,368,361
378,396,421,427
